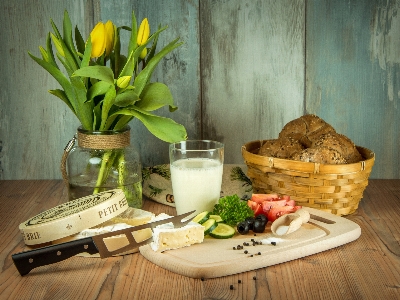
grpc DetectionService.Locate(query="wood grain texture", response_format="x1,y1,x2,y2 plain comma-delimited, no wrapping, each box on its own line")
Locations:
0,0,95,180
200,0,305,164
0,180,399,299
306,0,400,179
0,0,399,180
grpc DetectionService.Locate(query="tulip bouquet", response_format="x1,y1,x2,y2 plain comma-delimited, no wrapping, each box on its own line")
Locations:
29,10,186,140
29,10,187,204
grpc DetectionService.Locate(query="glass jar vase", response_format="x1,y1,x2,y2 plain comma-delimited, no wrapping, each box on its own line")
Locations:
62,126,142,208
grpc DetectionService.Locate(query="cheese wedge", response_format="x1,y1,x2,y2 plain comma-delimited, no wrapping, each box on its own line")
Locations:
150,221,204,252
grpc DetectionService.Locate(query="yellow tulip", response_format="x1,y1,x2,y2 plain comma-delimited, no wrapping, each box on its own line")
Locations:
139,48,147,59
90,22,106,58
116,76,131,88
137,18,150,46
104,20,115,56
50,33,65,57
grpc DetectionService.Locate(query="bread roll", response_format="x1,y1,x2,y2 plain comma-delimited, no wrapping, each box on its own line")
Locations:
259,137,304,158
278,118,307,142
268,114,361,165
291,147,347,164
312,132,362,163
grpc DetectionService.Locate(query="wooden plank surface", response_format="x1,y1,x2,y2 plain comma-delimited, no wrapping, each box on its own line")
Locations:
0,0,93,180
0,180,399,299
200,0,305,164
306,0,400,179
0,0,399,180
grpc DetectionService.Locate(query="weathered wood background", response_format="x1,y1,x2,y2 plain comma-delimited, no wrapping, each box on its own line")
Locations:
0,0,399,180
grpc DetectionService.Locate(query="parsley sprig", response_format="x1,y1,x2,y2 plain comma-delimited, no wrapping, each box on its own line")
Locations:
212,194,254,226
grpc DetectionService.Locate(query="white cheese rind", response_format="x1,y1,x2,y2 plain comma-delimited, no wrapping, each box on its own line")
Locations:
150,221,204,252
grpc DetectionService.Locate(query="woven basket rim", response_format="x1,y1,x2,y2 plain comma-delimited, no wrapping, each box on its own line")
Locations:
241,140,375,175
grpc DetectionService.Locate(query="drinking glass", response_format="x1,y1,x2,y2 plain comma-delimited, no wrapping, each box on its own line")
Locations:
169,140,224,215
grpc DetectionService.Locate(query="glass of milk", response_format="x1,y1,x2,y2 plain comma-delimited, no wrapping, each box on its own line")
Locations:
169,140,224,215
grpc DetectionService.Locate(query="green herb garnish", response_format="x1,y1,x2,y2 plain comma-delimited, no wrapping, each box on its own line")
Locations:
212,194,254,226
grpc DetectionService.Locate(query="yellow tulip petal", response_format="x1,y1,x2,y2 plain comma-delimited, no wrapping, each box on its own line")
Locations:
104,20,115,56
137,18,150,46
90,22,106,58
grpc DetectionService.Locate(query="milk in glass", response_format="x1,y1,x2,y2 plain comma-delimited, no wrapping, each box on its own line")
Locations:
170,158,223,214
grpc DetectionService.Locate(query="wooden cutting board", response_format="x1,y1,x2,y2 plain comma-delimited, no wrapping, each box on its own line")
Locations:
139,207,361,278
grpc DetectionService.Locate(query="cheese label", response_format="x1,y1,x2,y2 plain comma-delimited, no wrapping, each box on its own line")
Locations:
19,189,128,245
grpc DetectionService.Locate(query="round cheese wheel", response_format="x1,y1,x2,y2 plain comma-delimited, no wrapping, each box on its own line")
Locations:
19,189,128,245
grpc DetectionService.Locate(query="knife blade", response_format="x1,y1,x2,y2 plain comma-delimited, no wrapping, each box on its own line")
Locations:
12,210,195,276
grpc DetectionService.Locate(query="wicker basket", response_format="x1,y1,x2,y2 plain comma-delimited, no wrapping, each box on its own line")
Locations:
241,140,375,216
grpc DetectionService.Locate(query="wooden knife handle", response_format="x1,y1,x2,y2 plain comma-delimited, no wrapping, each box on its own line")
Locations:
12,237,98,276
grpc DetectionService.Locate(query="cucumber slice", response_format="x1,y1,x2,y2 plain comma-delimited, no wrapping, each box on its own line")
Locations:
209,215,224,223
202,218,218,235
209,223,236,239
192,211,210,224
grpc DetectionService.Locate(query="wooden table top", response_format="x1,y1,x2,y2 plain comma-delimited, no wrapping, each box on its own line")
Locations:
0,180,399,300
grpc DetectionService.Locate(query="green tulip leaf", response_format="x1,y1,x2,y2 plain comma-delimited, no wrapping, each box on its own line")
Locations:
56,53,74,76
29,52,76,109
75,26,85,54
81,37,92,68
50,18,62,40
48,89,74,112
100,85,116,130
87,81,113,102
136,82,177,112
127,11,138,58
93,101,102,130
114,90,140,107
114,115,133,130
62,10,81,69
111,106,187,143
39,46,49,62
73,66,115,84
103,114,119,130
146,25,161,63
120,25,167,79
134,37,183,96
46,33,57,67
71,76,94,130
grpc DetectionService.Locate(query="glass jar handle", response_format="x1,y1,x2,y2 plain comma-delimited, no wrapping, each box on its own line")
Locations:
60,135,76,192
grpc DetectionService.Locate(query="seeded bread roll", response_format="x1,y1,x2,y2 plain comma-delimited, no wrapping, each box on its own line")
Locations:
279,114,336,147
259,137,305,158
312,132,363,163
278,118,307,140
291,147,347,164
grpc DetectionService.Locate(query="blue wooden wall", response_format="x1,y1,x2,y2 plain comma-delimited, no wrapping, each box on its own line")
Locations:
0,0,398,179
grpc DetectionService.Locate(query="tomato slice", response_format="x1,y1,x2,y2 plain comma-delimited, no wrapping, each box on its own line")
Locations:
261,200,287,214
253,203,264,216
251,193,279,204
286,199,296,207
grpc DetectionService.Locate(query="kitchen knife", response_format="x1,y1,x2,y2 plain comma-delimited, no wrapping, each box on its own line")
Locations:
12,210,195,276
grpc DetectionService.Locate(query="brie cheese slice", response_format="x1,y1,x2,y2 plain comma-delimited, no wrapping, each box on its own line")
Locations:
150,221,204,252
